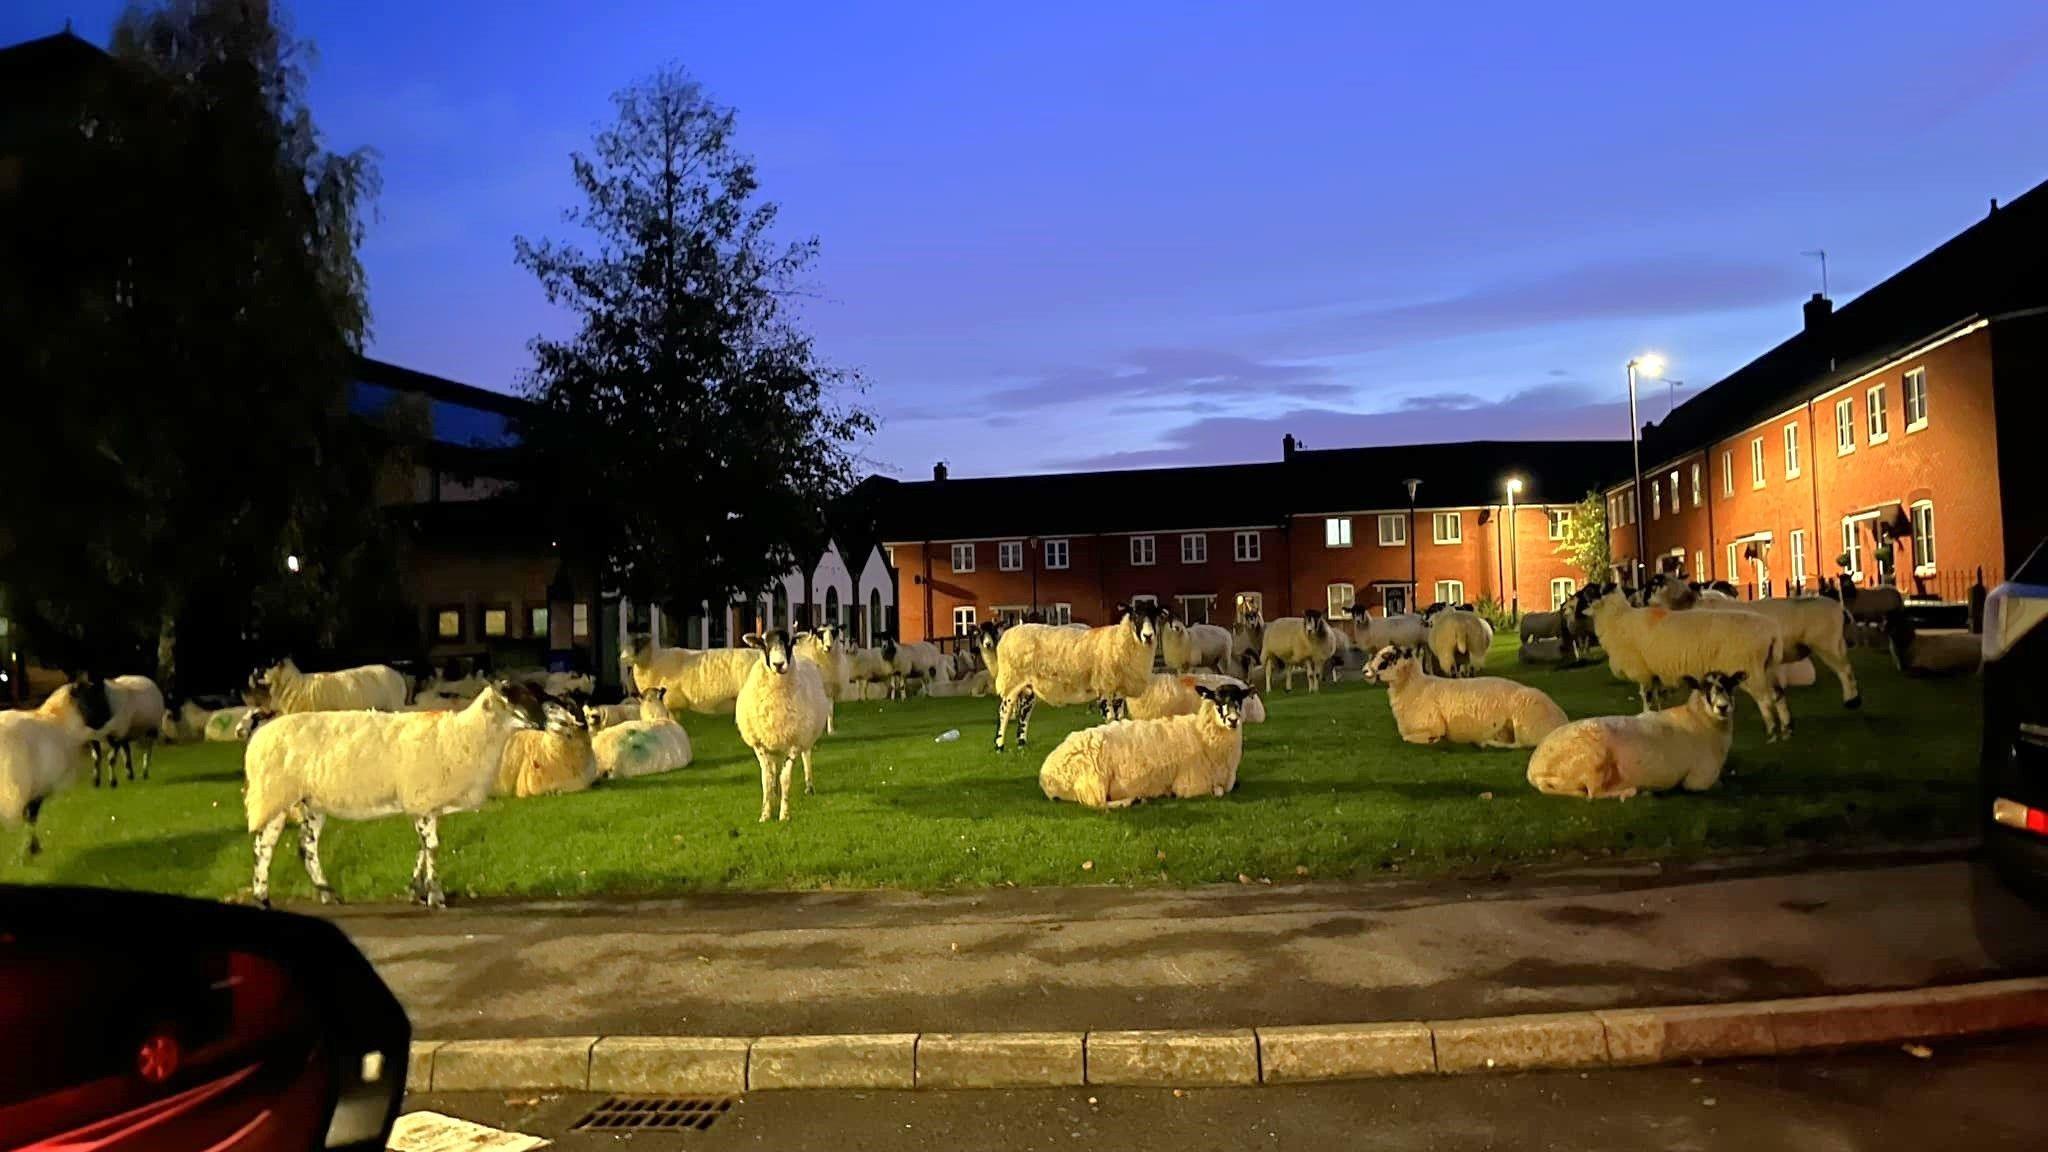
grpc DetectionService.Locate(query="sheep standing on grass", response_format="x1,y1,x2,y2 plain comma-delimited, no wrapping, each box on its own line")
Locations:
622,636,758,714
2,676,113,857
1650,579,1861,708
1361,646,1566,748
993,604,1160,751
1584,588,1790,739
88,674,165,788
737,630,832,821
243,680,549,908
1527,673,1744,799
1121,672,1268,723
881,636,949,700
495,694,598,798
1161,617,1234,673
1040,682,1258,810
1349,606,1430,653
1426,609,1494,678
592,688,694,779
796,624,853,733
846,644,894,700
1260,609,1338,693
248,658,408,714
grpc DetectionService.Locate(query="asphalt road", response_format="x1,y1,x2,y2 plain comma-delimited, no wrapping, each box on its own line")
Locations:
403,1033,2048,1151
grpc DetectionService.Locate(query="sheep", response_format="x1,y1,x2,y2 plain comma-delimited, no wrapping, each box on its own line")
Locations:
1324,623,1353,682
2,676,113,857
795,623,853,733
1527,673,1745,799
1349,605,1430,652
1039,682,1256,810
847,644,894,699
880,636,949,699
975,621,1005,672
1885,612,1982,677
583,697,646,730
248,658,407,714
1516,609,1580,663
621,636,757,714
993,603,1161,751
1824,576,1908,646
1260,609,1338,693
1160,618,1233,673
592,688,695,779
736,630,832,821
87,674,166,788
495,694,599,798
1583,588,1790,739
1649,582,1860,709
1426,609,1494,678
1121,672,1269,723
1360,646,1566,748
1230,608,1265,663
242,680,548,908
204,705,254,742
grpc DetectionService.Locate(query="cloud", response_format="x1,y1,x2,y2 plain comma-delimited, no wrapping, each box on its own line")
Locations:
1058,383,1630,470
977,347,1352,410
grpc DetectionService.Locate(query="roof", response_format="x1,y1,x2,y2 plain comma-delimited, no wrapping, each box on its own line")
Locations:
353,355,537,419
870,438,1628,542
1639,177,2048,468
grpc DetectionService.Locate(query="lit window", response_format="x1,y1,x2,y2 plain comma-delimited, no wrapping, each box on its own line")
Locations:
1325,517,1353,547
1326,583,1354,616
952,606,976,634
1043,538,1069,569
1721,451,1733,497
1668,471,1680,515
530,606,549,638
998,541,1023,571
1784,423,1801,478
1047,602,1072,625
1378,514,1407,546
1546,509,1570,540
572,603,590,639
951,543,976,573
1549,577,1575,611
1836,397,1855,454
1789,530,1807,585
1691,462,1702,507
483,608,509,638
1867,383,1890,443
1433,512,1462,544
1434,579,1464,604
1905,368,1929,430
435,609,462,640
1726,543,1739,583
1750,437,1765,488
1235,592,1263,620
1650,480,1661,520
1180,533,1207,564
1694,550,1706,580
1130,536,1156,566
1233,530,1260,562
1911,502,1936,574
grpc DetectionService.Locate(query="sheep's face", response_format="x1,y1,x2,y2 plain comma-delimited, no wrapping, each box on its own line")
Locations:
814,624,842,651
480,681,550,730
1303,608,1329,637
1683,672,1746,723
977,621,1002,656
1361,645,1414,684
541,692,587,735
878,636,898,662
1194,683,1256,730
56,675,115,732
746,630,799,675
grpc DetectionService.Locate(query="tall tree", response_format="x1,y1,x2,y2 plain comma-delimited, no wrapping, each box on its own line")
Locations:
516,66,873,631
0,0,382,689
1557,491,1612,584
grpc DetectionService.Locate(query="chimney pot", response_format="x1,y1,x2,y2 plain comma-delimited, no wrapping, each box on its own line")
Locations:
933,461,949,482
1802,292,1833,333
1990,197,2000,216
1282,433,1298,461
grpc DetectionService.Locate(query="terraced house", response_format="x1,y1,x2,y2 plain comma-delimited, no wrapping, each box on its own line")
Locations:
1607,182,2048,601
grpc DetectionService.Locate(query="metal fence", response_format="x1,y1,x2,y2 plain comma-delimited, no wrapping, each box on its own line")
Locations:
1735,565,1997,606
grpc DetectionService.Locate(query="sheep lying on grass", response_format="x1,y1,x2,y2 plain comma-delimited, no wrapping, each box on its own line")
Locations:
1886,612,1982,677
243,680,548,907
592,688,695,779
1650,578,1860,707
1426,609,1494,678
495,694,598,798
204,705,253,742
737,630,832,821
1527,673,1744,799
796,624,853,733
1361,646,1566,748
248,658,407,714
1119,672,1269,723
583,697,644,730
847,644,894,700
1161,617,1233,673
88,674,165,788
1040,682,1257,810
1260,610,1338,693
1585,587,1790,739
993,604,1160,750
2,676,113,857
622,636,757,714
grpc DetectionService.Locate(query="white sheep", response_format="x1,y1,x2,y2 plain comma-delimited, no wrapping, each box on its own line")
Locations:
1886,612,1982,677
204,705,253,742
736,630,832,821
1426,609,1494,678
592,689,695,779
1122,672,1269,723
992,604,1160,751
495,695,598,798
1585,588,1790,739
87,674,166,788
880,636,949,699
847,644,894,699
1259,610,1338,693
1650,583,1860,708
795,624,853,733
621,636,757,714
242,680,548,907
583,697,646,730
1039,682,1256,809
1349,607,1430,653
162,698,213,743
1230,608,1265,664
1160,619,1233,673
1361,646,1566,748
1527,673,1744,799
2,677,113,857
249,658,407,714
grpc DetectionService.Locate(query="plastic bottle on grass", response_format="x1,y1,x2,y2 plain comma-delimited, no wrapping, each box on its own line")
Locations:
934,729,960,743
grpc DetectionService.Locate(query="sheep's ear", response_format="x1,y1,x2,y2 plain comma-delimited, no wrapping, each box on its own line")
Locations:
742,633,765,650
1727,671,1749,687
1681,675,1701,691
1194,685,1217,701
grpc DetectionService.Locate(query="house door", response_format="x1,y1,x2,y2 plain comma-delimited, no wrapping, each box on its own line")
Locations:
1382,586,1409,616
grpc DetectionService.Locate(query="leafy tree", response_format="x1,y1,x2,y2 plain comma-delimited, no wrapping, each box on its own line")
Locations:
1557,491,1611,584
0,0,383,689
516,65,873,628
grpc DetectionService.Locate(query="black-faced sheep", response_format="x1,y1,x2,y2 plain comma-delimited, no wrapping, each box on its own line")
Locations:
3,676,113,857
737,629,832,821
1527,672,1744,799
1039,682,1257,809
1260,609,1338,693
992,604,1160,751
1361,646,1566,748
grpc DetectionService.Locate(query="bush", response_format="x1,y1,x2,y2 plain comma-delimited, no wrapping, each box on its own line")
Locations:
1471,597,1517,632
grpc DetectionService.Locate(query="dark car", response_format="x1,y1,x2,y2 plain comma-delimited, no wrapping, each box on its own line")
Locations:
1980,537,2048,905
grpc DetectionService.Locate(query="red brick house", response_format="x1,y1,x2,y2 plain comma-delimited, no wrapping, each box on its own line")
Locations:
1608,183,2048,600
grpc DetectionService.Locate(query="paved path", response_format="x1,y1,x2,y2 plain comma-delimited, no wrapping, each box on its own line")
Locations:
327,849,2048,1040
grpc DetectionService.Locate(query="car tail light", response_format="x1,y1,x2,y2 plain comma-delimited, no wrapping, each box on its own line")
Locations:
1993,798,2048,837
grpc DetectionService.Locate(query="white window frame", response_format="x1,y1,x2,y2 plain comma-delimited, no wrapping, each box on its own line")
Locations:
1549,577,1575,611
1432,511,1462,544
1668,470,1680,515
1841,514,1876,582
1043,538,1069,570
1377,513,1407,546
1433,579,1464,605
1326,582,1355,617
1725,543,1739,583
1233,530,1260,562
1783,422,1801,478
1904,368,1929,431
1546,509,1570,540
952,605,977,634
1047,602,1073,625
1650,480,1661,520
1910,501,1936,575
1176,594,1215,624
1721,451,1733,497
1180,533,1207,564
1836,396,1855,455
997,540,1023,571
1690,462,1702,507
1130,535,1156,566
572,602,591,639
1130,594,1159,609
951,542,976,573
1325,517,1353,548
1867,383,1890,443
992,604,1028,626
1750,437,1766,488
1694,550,1706,581
1789,529,1807,586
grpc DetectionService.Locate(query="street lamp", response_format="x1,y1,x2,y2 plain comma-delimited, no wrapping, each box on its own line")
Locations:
1624,354,1667,588
285,553,301,574
1505,477,1523,620
1403,478,1422,615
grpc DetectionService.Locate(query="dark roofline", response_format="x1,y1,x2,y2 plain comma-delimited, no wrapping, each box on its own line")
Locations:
353,355,537,418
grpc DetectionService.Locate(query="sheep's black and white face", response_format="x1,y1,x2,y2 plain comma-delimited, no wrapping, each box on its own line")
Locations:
813,624,842,651
878,636,898,661
1133,603,1160,644
746,630,799,674
1304,608,1329,637
1195,683,1255,730
63,674,114,731
1361,645,1411,683
1683,672,1746,722
541,692,587,735
484,680,550,730
977,621,1002,656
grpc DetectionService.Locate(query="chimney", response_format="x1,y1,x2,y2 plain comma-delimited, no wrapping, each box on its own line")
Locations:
932,461,949,482
1990,197,2000,216
1282,433,1298,462
1802,292,1832,333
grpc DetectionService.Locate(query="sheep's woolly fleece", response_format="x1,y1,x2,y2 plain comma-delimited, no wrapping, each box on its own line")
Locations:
1587,592,1787,735
1161,621,1233,673
1123,672,1268,722
1527,688,1734,799
1371,653,1565,748
1038,702,1246,810
626,646,759,714
1426,610,1493,677
994,621,1154,708
262,660,408,713
1259,615,1337,690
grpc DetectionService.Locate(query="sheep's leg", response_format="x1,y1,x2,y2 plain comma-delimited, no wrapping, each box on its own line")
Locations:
778,755,795,822
1016,689,1038,749
90,742,105,789
802,749,815,795
757,750,779,821
1682,758,1727,792
1818,647,1861,709
20,797,45,859
1638,679,1659,713
121,738,136,782
1745,681,1782,741
251,811,286,908
298,811,336,904
138,734,154,780
994,695,1014,752
411,815,444,908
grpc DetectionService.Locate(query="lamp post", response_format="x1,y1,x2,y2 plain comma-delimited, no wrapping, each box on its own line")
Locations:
1403,478,1422,615
1505,477,1523,620
1625,353,1666,588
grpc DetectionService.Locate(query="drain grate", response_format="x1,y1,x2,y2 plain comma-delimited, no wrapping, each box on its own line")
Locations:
570,1096,734,1133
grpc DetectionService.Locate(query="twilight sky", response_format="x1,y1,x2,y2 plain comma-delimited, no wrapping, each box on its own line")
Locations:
12,2,2048,478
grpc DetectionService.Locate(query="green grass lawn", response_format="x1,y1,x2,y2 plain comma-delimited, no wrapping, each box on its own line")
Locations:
0,637,1980,904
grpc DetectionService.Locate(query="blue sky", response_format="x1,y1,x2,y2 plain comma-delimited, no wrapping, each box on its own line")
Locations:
12,2,2048,477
